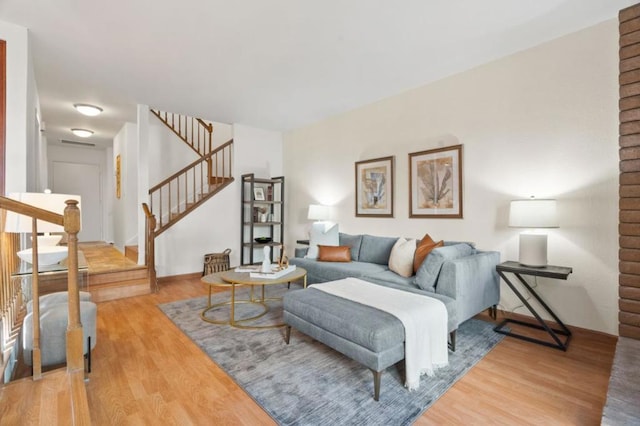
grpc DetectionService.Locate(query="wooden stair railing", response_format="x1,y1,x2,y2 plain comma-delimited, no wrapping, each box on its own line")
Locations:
150,109,213,158
147,139,234,237
0,196,90,424
142,203,157,293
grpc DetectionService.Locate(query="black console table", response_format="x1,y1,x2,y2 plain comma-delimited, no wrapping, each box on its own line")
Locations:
494,261,573,351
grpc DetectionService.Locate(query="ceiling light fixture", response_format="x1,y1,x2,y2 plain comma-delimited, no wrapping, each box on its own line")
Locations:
71,128,94,138
73,103,103,116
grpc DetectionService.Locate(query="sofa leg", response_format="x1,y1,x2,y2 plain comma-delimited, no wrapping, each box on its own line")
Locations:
372,370,382,401
489,305,498,320
285,326,291,344
449,330,456,352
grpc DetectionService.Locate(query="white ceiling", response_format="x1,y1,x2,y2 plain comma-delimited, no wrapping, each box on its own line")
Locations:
0,0,636,149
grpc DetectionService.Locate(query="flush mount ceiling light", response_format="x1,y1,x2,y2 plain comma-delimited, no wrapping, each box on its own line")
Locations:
71,128,94,138
73,103,103,116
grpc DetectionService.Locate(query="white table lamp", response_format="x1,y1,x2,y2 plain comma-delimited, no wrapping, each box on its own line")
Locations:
4,191,81,265
509,198,558,267
308,204,331,222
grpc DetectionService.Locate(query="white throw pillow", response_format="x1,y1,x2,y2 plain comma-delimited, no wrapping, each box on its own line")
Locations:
388,238,417,278
305,222,339,259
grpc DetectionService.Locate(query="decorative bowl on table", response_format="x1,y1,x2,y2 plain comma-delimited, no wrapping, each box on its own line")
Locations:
254,237,272,244
17,246,68,266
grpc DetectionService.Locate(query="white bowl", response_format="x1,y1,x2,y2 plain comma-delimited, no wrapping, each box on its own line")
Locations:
35,234,63,247
18,246,68,266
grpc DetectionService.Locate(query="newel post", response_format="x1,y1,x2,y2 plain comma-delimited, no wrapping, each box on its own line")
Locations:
63,199,84,372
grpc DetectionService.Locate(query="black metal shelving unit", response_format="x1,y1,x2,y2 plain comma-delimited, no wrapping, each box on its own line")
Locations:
240,173,285,265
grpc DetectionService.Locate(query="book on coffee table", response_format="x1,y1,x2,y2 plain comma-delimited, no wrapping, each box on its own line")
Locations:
250,265,297,279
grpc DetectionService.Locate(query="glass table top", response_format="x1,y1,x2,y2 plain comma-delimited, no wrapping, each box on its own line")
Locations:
12,250,88,276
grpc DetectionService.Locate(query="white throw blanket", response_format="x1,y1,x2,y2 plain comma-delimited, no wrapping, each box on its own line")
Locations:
310,278,448,390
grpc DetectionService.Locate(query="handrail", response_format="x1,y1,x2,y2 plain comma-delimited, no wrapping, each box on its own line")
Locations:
0,197,64,227
147,138,233,236
149,139,233,193
150,109,213,157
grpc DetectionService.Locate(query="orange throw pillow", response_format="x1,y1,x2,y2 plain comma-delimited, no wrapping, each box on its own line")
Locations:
317,245,352,262
413,234,444,273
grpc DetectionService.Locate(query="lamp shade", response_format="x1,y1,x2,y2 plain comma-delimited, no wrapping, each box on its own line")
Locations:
509,199,558,228
4,192,82,234
307,204,331,221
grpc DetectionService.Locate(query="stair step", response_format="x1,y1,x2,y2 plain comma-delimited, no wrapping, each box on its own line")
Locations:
124,245,138,263
88,266,150,303
88,267,148,286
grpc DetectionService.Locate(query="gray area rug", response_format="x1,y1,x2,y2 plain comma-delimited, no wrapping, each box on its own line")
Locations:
159,284,504,425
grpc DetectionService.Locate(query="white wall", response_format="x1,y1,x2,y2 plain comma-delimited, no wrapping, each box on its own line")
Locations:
154,123,282,276
283,20,620,335
0,20,36,193
112,122,137,251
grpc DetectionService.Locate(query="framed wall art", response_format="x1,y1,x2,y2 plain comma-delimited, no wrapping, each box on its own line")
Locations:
355,156,394,217
116,154,121,199
409,145,463,218
253,187,265,201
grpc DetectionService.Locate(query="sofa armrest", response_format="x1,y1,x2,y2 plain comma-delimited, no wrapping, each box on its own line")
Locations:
295,247,309,258
435,251,500,326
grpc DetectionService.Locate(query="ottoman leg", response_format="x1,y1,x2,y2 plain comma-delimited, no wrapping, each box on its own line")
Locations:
372,370,382,401
449,330,456,352
285,326,292,344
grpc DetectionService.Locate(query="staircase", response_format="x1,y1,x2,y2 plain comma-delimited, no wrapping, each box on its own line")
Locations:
143,110,234,285
148,109,234,236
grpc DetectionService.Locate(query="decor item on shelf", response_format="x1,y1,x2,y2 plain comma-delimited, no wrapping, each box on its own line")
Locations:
509,197,558,267
4,191,82,265
262,246,271,272
355,156,394,217
254,187,265,201
409,145,463,218
255,237,272,244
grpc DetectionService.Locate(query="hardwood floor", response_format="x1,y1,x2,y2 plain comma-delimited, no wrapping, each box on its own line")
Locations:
1,274,618,425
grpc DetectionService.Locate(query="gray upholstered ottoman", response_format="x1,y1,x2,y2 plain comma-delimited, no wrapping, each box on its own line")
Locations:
283,287,408,401
23,299,97,372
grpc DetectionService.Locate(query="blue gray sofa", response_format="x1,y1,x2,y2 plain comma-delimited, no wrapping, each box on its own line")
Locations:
284,233,500,399
289,233,500,334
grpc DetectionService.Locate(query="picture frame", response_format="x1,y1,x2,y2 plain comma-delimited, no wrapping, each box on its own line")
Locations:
409,145,463,218
253,187,265,201
355,156,394,217
116,154,121,199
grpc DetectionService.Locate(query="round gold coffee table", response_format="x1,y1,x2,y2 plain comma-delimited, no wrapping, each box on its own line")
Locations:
200,267,307,329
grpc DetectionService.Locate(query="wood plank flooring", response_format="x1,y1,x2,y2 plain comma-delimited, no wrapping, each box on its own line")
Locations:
1,274,618,425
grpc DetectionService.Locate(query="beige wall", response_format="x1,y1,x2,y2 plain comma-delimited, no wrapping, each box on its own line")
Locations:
284,19,619,335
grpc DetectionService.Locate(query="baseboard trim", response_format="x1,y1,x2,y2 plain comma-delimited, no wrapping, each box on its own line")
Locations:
157,271,202,284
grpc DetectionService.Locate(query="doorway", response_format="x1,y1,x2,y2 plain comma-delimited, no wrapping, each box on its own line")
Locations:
51,161,102,241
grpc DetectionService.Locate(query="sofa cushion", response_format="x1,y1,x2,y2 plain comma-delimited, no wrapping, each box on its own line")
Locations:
413,234,444,274
359,234,398,265
361,270,418,288
388,238,417,277
318,245,351,262
339,233,363,262
289,257,388,283
305,223,339,259
414,243,475,292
